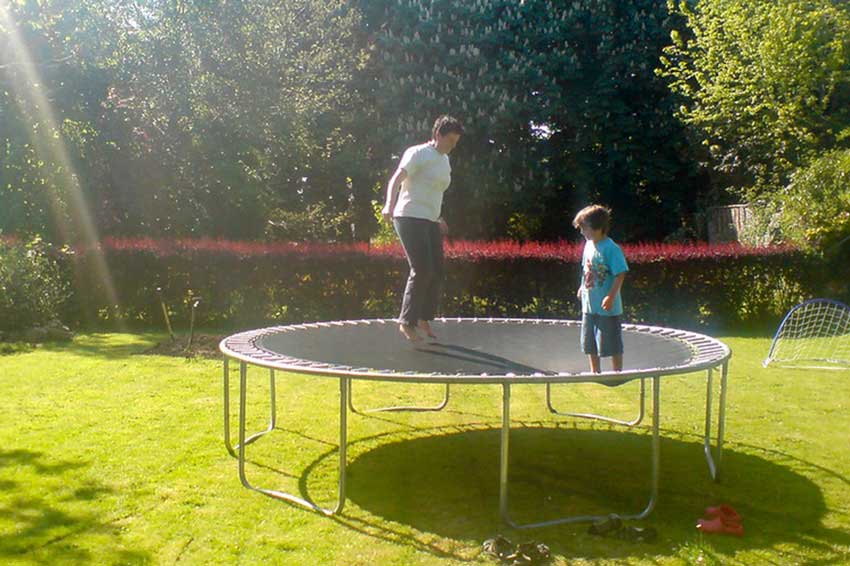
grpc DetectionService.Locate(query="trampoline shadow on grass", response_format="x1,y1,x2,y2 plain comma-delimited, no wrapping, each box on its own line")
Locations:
260,423,840,561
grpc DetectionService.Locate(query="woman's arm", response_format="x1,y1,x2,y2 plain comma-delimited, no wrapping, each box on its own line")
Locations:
437,216,448,235
381,168,407,223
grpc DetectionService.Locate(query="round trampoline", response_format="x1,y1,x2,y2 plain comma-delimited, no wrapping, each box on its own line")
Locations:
221,318,731,528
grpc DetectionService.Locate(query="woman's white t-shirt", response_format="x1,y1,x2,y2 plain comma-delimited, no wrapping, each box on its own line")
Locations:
393,142,451,222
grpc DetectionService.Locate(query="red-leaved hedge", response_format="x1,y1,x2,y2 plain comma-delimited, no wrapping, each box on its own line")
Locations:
54,237,846,332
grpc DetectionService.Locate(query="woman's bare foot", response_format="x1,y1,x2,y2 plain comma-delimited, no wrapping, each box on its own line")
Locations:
399,323,422,342
417,320,437,339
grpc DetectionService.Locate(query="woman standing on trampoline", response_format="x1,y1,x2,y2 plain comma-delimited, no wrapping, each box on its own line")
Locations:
382,115,464,342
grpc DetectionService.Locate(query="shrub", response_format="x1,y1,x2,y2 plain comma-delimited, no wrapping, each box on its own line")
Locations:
738,200,783,248
0,236,72,332
59,237,848,333
369,201,397,246
264,202,354,242
780,149,850,252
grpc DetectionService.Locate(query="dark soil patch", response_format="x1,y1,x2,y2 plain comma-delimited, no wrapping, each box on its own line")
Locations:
142,333,223,359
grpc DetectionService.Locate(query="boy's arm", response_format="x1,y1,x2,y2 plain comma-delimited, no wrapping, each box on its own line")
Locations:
601,272,626,311
577,260,584,299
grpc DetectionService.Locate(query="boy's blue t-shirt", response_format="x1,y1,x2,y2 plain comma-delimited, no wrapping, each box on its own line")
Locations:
580,237,629,316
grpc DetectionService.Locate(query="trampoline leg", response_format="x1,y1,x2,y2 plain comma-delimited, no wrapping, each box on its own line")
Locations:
499,378,660,529
348,382,450,414
703,363,727,481
224,360,276,457
499,384,511,522
545,379,646,427
642,376,661,519
237,365,347,515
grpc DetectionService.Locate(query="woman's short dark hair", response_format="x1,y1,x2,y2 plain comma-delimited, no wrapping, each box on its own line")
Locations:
432,115,464,139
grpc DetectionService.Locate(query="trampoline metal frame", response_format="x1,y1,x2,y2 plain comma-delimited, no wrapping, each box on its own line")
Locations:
348,381,450,414
221,318,730,528
545,380,646,427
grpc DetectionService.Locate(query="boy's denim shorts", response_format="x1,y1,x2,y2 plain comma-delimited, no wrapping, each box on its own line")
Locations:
580,313,624,357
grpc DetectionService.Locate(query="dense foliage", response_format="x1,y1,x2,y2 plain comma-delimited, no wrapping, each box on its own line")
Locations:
1,0,371,242
54,237,843,332
659,0,850,250
361,0,707,241
660,0,850,195
779,149,850,252
4,1,848,331
2,0,711,243
0,236,71,331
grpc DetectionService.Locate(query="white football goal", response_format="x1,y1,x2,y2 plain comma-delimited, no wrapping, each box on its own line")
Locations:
763,299,850,369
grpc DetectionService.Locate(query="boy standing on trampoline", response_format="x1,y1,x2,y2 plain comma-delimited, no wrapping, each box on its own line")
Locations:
573,205,629,373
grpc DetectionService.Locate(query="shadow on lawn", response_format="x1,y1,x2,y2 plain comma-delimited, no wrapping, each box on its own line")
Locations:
37,334,163,360
0,342,37,355
0,449,150,564
274,422,848,562
36,333,225,361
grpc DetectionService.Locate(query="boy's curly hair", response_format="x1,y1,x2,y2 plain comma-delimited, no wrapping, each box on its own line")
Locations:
572,204,612,234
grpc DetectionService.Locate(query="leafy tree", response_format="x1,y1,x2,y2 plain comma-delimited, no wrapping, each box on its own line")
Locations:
3,0,723,244
360,0,708,241
93,0,371,239
2,1,372,241
659,0,850,199
0,0,114,243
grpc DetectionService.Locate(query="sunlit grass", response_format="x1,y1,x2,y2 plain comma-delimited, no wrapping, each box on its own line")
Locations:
1,332,850,565
766,334,850,370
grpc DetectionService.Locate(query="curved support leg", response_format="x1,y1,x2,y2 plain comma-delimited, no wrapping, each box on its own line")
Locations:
704,363,728,481
500,377,661,529
237,365,348,515
224,359,276,457
347,381,450,414
545,379,646,427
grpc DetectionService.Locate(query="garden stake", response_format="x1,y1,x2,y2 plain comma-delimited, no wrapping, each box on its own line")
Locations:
186,297,201,351
156,287,176,342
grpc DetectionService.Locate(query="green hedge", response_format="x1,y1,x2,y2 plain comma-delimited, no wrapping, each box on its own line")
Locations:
57,239,847,333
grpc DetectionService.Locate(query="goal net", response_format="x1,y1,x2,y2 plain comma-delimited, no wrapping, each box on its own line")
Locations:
764,299,850,369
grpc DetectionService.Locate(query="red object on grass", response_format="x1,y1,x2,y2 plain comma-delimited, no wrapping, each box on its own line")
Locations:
697,515,744,537
704,504,743,524
697,504,744,536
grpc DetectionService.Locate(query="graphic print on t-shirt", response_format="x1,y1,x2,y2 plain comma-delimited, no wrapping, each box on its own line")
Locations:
583,255,611,289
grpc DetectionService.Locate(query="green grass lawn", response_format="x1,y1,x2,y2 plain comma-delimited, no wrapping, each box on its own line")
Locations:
2,331,850,565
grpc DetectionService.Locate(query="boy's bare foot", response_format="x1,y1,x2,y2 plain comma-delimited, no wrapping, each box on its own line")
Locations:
417,320,437,339
399,323,422,342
